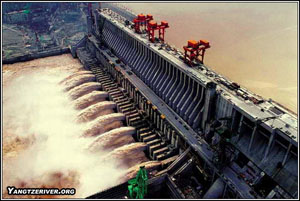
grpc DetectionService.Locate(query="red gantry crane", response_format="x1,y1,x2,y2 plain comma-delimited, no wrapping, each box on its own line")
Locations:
145,14,153,27
132,12,211,65
147,20,169,43
158,21,169,42
133,13,153,34
133,13,169,43
183,39,210,66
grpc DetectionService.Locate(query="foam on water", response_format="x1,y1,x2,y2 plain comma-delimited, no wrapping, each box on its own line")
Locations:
105,142,148,168
73,91,109,110
82,113,126,137
76,101,117,123
88,127,136,152
59,70,93,85
68,82,101,100
63,74,96,91
2,55,146,198
125,160,162,180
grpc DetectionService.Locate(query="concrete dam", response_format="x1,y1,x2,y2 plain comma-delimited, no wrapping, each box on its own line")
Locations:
77,7,297,199
2,3,298,199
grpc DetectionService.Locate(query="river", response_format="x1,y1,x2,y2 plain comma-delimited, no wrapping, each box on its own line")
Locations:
118,2,298,113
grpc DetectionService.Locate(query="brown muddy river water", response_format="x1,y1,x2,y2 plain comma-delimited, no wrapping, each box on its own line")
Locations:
120,2,298,113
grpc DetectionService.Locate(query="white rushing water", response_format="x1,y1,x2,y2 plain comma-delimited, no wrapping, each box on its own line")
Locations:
2,55,151,198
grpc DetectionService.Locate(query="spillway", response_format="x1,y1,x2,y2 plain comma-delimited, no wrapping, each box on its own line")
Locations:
105,142,148,168
59,70,93,85
63,74,96,91
68,82,102,100
88,127,136,151
73,91,109,110
76,101,116,123
2,55,152,198
82,113,125,137
2,3,298,200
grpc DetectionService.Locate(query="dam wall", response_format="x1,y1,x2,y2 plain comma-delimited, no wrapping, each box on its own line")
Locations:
72,7,297,199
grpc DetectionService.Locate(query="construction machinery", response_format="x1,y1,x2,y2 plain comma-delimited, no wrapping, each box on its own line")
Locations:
128,166,148,199
183,39,210,66
133,13,153,34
